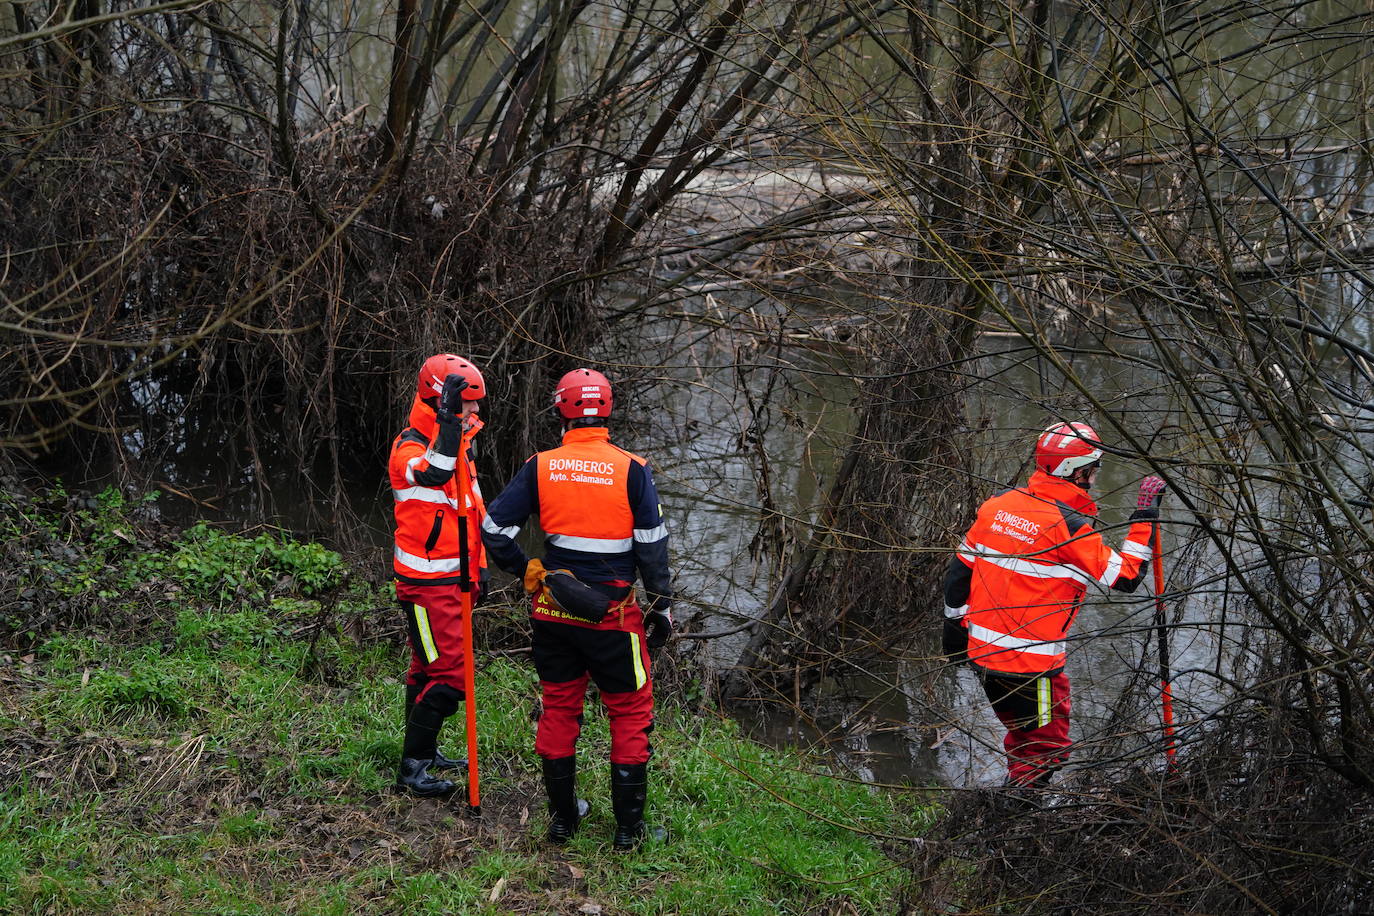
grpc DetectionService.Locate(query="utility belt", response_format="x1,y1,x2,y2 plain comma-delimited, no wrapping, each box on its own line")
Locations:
525,559,635,624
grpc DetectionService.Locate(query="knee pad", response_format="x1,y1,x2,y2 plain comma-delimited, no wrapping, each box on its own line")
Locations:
417,682,464,717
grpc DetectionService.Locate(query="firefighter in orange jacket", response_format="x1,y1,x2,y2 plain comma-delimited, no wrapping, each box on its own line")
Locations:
480,368,673,849
389,354,488,797
943,422,1165,788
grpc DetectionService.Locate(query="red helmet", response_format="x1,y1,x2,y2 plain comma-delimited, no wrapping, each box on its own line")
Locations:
417,353,486,401
553,368,613,420
1036,422,1103,477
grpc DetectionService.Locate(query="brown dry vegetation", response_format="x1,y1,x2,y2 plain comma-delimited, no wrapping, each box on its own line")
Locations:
0,718,583,913
7,0,1374,912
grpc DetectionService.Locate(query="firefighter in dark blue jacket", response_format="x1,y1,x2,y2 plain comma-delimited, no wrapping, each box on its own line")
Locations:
481,368,673,850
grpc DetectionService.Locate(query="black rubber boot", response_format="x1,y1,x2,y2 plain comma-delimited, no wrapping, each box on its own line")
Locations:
610,762,666,850
395,757,457,797
397,684,462,797
406,684,466,772
431,748,467,772
543,756,591,844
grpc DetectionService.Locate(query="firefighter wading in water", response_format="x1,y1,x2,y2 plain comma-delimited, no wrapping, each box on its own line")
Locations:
389,354,489,797
481,368,674,850
943,422,1166,788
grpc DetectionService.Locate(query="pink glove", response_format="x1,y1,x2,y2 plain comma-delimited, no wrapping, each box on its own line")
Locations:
1137,475,1166,509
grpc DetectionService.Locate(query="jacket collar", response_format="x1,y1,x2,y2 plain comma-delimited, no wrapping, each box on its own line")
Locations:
561,426,611,445
1027,469,1099,515
407,395,436,439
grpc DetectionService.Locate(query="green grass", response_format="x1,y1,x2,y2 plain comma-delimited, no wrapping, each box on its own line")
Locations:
0,490,926,914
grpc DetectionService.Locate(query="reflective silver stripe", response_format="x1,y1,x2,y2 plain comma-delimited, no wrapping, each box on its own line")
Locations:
944,604,968,619
426,450,456,471
393,487,458,508
481,514,521,539
547,533,633,553
394,546,463,573
957,539,976,564
964,543,1090,585
1121,540,1152,560
1099,549,1123,585
968,623,1064,658
471,479,484,501
405,456,425,485
634,524,667,543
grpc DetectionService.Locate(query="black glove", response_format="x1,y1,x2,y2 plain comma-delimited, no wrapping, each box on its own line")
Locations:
436,373,468,426
644,610,674,652
471,567,491,608
942,617,969,664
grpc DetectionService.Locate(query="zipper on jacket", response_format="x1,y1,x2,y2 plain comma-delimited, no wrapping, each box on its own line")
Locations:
424,510,444,555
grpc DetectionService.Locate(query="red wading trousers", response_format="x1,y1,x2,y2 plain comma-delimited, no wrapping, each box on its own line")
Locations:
531,593,654,765
396,581,469,704
978,669,1072,787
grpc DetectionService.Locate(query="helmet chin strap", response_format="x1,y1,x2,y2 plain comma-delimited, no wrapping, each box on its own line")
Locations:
1067,464,1099,490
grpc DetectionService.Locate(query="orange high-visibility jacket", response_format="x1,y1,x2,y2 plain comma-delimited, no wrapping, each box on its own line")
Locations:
950,470,1154,676
388,395,486,585
536,434,639,555
480,426,673,618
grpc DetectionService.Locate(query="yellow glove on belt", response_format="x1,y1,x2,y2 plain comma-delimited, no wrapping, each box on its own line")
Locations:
523,558,547,595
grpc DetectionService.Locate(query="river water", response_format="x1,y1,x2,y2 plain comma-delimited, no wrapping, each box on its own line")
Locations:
594,294,1208,788
601,252,1374,787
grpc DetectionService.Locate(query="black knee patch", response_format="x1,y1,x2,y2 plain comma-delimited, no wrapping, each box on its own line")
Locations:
419,682,464,717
